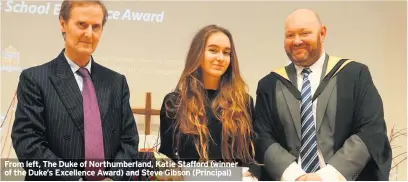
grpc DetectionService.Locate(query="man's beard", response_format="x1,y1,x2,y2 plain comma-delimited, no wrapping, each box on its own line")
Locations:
286,40,322,66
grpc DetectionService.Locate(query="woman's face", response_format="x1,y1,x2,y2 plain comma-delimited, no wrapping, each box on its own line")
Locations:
200,32,231,79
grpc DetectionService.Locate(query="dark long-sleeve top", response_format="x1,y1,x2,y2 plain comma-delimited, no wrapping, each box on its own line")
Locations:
158,89,260,178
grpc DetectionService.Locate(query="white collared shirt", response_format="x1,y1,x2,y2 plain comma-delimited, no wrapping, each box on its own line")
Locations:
64,54,92,93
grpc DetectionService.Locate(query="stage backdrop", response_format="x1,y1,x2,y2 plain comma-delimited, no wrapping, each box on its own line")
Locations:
1,0,406,180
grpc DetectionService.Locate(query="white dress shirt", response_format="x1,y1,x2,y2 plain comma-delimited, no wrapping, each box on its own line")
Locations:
281,51,346,181
64,54,92,93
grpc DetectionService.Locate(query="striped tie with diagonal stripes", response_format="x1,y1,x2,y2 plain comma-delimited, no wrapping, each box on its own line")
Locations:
300,68,320,173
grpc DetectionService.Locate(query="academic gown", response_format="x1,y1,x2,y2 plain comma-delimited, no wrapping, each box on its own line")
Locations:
253,55,392,180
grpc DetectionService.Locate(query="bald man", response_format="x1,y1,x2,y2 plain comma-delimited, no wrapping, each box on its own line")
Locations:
253,9,391,181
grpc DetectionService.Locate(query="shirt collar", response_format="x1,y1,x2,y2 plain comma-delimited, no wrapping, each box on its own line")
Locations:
64,53,92,75
294,50,326,76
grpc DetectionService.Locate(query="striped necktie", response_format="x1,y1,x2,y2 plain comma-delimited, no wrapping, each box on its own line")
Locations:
300,68,320,173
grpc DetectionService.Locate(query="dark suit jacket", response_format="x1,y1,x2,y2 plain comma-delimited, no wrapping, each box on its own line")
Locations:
11,50,139,181
254,55,391,180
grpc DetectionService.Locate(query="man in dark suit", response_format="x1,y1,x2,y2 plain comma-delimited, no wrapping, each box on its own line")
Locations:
254,9,391,181
11,0,139,180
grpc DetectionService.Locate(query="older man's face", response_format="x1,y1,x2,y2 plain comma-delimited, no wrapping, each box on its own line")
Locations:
60,3,104,57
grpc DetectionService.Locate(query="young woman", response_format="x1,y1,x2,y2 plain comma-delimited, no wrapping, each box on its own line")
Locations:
159,24,259,180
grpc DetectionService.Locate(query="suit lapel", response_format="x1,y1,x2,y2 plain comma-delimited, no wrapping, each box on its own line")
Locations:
90,60,111,124
273,64,301,139
315,54,331,132
316,77,337,132
281,87,301,139
315,55,353,131
320,54,329,81
285,63,298,89
49,51,84,136
284,64,301,138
